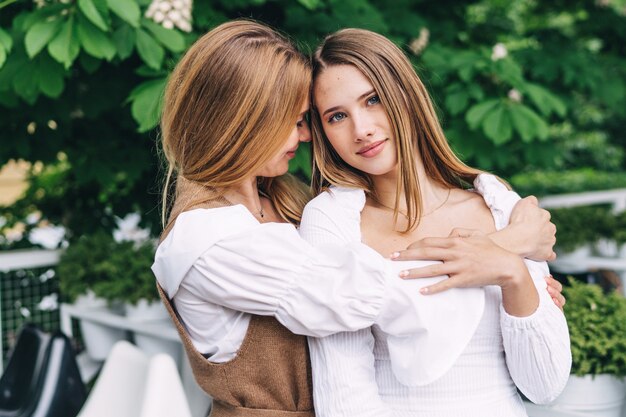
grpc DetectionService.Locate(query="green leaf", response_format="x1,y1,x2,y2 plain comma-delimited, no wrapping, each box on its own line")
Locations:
445,90,469,116
0,47,6,69
79,52,103,73
141,19,185,52
107,0,140,27
482,104,512,145
113,25,135,59
135,28,164,70
78,0,109,31
38,54,65,97
523,83,566,118
24,18,63,58
77,14,116,60
297,0,322,10
12,65,39,104
509,104,549,142
0,27,13,52
128,77,167,132
465,99,499,130
47,17,80,69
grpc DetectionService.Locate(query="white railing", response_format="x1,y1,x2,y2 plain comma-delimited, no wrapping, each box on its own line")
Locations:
0,249,62,369
540,188,626,294
540,188,626,213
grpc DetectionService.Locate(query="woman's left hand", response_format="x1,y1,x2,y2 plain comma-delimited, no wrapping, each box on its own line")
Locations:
394,229,567,310
393,229,528,294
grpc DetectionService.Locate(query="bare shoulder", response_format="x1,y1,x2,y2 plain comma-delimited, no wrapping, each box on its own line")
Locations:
445,188,497,232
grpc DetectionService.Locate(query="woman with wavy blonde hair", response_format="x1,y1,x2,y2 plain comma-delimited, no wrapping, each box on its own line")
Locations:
301,28,571,417
152,20,563,417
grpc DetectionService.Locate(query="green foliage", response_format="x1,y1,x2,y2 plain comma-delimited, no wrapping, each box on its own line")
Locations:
57,233,157,305
511,169,626,197
549,206,613,253
563,278,626,377
0,0,625,240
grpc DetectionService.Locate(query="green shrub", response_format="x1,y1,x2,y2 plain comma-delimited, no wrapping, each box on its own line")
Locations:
511,169,626,197
563,278,626,377
57,233,157,305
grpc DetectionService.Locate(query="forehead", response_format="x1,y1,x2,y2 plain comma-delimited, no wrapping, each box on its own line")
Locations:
314,65,373,106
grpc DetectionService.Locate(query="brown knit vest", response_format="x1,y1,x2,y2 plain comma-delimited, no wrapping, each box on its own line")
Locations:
157,178,314,417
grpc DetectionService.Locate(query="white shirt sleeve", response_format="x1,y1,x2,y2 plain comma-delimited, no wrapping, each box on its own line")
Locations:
152,204,444,339
475,174,572,404
308,329,392,417
300,188,393,417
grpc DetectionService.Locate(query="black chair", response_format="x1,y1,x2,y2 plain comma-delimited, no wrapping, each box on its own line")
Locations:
0,325,86,417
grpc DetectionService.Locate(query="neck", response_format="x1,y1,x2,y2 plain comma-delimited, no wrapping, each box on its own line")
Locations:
223,177,265,217
370,157,449,213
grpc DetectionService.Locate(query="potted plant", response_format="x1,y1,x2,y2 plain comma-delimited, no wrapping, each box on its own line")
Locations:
550,278,626,417
550,205,616,261
57,233,128,360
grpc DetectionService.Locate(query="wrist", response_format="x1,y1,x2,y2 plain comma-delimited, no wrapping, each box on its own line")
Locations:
498,256,529,289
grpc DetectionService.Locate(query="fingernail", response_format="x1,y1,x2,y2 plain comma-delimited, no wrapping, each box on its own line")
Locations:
399,270,408,278
420,287,429,294
553,297,559,305
390,252,400,259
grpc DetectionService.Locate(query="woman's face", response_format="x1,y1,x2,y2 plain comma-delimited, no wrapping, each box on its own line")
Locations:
256,101,311,178
314,65,396,177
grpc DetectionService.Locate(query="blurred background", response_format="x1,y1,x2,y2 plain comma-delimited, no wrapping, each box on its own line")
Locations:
0,0,625,416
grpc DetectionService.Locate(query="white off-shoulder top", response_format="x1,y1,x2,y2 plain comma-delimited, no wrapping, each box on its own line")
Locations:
299,174,571,417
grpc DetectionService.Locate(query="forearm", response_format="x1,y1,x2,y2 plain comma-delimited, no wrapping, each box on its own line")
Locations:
488,223,533,258
499,261,540,317
501,262,572,403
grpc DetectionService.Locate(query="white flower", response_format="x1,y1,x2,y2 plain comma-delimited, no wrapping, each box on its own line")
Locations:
37,293,59,311
491,43,508,61
113,213,151,245
26,211,42,225
409,28,430,56
145,0,193,32
507,89,522,103
4,223,25,244
29,225,66,249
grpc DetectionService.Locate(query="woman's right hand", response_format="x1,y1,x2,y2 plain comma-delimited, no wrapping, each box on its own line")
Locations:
509,196,557,261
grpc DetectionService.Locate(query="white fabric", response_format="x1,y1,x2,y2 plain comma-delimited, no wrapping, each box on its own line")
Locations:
303,174,572,417
299,187,485,386
152,201,477,363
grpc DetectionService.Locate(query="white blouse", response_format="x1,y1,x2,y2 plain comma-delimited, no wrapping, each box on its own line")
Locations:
300,174,572,417
152,199,476,365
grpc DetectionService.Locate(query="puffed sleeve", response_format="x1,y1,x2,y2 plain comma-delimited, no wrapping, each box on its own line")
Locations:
152,204,456,340
475,174,572,403
300,188,485,388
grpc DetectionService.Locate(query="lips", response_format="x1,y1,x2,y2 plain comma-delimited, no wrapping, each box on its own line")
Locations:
356,140,386,158
286,146,298,158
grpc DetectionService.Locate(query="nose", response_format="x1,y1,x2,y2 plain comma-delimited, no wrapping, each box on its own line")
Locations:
299,122,311,143
353,111,375,142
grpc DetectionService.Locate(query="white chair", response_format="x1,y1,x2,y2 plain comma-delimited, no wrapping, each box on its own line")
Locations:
77,341,192,417
140,353,192,417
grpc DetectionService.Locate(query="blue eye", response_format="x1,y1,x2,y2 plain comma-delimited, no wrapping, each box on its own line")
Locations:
328,112,346,123
367,95,380,105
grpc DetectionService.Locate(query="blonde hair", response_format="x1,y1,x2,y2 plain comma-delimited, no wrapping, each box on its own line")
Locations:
310,28,484,232
160,20,311,231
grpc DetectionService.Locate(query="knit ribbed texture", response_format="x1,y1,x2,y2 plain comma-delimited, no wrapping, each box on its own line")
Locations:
157,284,314,417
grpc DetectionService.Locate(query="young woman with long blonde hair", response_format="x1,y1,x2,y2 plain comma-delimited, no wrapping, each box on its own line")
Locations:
152,20,563,416
300,28,571,417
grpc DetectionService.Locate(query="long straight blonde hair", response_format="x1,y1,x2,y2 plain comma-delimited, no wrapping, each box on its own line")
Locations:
310,28,484,232
159,20,311,230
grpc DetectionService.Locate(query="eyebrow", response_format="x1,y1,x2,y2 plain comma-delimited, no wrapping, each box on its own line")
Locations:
321,89,376,117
